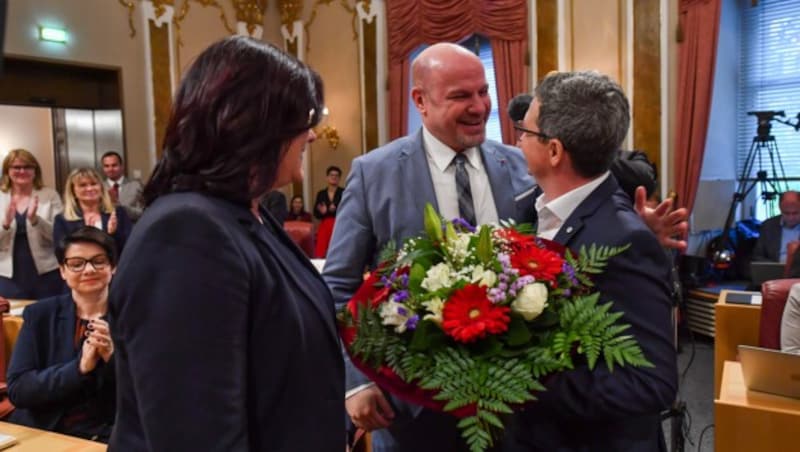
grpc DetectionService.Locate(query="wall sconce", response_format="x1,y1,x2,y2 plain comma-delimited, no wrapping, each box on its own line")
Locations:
317,107,340,150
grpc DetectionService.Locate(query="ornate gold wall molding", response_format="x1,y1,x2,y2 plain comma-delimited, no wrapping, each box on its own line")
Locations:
149,20,173,159
118,0,137,37
279,0,304,27
233,0,268,36
304,0,358,52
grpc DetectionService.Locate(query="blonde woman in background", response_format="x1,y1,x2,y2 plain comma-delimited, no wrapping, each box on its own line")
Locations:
54,168,131,256
0,149,65,299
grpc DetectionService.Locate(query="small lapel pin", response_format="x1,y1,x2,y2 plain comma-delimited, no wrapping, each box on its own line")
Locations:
565,226,574,234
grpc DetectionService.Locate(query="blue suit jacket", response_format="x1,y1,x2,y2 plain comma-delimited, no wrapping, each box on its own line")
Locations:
323,130,536,451
7,294,115,433
108,192,344,451
503,176,678,452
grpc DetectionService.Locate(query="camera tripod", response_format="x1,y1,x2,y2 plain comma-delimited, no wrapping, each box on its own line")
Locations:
710,111,790,267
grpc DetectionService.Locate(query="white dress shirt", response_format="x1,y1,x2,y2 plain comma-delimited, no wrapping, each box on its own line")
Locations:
422,127,499,225
535,172,611,240
107,176,125,189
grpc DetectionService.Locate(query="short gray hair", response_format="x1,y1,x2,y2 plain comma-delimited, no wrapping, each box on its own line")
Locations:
534,71,630,178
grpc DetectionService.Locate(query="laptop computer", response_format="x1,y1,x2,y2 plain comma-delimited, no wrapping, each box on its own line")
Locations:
750,261,786,285
738,345,800,399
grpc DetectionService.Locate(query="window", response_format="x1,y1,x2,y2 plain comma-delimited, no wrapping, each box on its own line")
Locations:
406,34,503,143
737,0,800,219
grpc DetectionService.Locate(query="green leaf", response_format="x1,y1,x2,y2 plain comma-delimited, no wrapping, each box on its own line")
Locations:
424,203,443,243
409,319,447,352
476,225,493,265
504,314,533,346
409,263,426,293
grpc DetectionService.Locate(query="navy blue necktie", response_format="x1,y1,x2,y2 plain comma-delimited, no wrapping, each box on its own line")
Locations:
453,154,476,226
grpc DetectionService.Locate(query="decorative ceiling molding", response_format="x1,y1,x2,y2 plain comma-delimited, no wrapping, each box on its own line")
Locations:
118,0,136,37
304,0,358,52
233,0,268,36
153,0,176,20
173,0,235,50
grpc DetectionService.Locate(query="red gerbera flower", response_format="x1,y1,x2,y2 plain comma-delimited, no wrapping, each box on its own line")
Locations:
511,244,565,284
494,228,535,250
442,284,510,343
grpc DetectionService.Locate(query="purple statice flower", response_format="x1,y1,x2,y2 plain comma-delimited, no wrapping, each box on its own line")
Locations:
405,314,420,331
563,289,572,297
393,290,410,303
451,217,477,233
488,287,505,304
400,274,409,287
397,306,408,316
562,261,579,286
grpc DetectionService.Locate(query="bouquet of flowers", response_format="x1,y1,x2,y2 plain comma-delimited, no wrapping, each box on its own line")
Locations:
339,204,653,452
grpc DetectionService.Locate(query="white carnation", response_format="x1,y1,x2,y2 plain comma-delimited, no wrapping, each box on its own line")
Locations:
422,297,445,325
471,265,497,288
421,263,454,292
511,282,548,321
379,301,413,333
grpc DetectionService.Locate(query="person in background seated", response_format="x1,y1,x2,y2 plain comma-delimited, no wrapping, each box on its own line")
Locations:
0,149,65,299
752,191,800,263
262,190,288,223
287,195,312,222
313,165,344,258
108,36,343,451
100,151,143,221
7,227,117,442
54,168,131,257
781,283,800,353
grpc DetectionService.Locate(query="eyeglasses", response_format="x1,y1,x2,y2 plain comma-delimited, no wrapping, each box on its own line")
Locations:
9,165,35,172
63,254,111,272
513,124,551,141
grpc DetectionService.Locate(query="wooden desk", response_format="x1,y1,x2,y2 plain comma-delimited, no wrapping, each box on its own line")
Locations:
0,421,105,451
2,316,23,368
715,361,800,452
714,290,761,397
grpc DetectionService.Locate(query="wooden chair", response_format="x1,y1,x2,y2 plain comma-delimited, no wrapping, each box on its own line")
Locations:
759,278,800,349
283,221,314,257
0,298,15,419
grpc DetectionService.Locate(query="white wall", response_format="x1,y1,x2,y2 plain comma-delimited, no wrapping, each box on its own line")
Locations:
0,105,57,189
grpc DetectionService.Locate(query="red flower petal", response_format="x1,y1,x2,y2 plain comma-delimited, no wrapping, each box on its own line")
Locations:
510,244,565,284
442,284,510,343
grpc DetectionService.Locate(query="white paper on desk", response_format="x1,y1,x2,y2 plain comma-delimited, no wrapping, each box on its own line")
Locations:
751,294,763,306
9,307,25,316
0,433,18,450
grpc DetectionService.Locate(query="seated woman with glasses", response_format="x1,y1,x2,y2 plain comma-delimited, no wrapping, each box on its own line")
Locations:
54,168,131,256
7,227,117,442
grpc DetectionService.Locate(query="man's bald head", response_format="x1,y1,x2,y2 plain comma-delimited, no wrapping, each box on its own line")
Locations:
780,190,800,228
409,43,490,151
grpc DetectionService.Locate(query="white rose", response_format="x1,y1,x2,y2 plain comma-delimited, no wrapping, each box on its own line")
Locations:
422,297,445,325
471,265,497,288
421,263,453,292
511,283,549,321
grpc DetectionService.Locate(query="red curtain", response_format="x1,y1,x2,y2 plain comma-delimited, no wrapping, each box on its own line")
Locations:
674,0,722,214
386,0,528,144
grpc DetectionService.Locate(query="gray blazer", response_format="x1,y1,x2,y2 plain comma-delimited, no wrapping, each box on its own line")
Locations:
323,129,536,385
110,178,144,221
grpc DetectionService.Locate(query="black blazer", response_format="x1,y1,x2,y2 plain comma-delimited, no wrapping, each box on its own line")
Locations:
53,206,132,255
108,192,344,451
752,215,783,262
504,176,678,452
313,187,344,219
7,294,115,433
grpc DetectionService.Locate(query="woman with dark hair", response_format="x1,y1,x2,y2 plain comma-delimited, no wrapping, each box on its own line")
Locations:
313,165,344,257
287,195,312,222
7,226,117,442
108,36,344,451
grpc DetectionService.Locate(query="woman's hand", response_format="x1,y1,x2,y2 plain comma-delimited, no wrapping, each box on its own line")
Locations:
3,199,15,230
26,196,39,226
317,203,327,215
107,210,118,235
88,319,114,363
79,339,100,375
84,212,100,227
